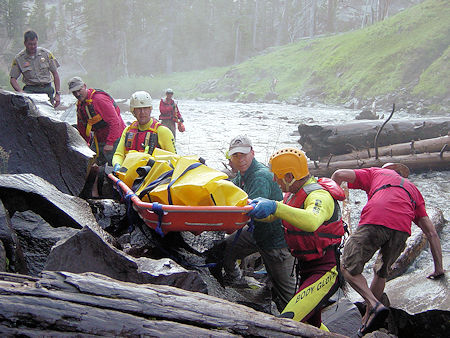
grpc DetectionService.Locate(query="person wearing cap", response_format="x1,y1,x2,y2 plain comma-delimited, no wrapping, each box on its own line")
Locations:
215,135,296,313
248,148,345,331
10,30,61,107
159,88,184,139
68,76,125,167
331,164,444,336
112,91,176,170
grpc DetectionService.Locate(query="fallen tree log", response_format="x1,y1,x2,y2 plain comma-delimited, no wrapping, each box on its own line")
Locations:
298,117,449,160
309,152,450,177
388,207,445,281
320,135,449,163
0,271,343,337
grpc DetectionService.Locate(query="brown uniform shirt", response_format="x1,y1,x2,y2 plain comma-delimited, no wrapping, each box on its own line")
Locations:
10,47,60,86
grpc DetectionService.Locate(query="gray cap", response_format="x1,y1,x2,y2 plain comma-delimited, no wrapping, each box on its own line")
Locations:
229,135,253,156
166,88,174,94
68,76,85,92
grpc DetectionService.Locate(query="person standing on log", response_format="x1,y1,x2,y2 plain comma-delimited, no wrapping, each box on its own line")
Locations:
331,163,444,336
214,136,296,313
10,30,61,108
159,88,185,139
112,91,176,171
248,148,346,331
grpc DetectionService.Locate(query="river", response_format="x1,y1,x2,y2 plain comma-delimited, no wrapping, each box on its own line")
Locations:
58,97,449,312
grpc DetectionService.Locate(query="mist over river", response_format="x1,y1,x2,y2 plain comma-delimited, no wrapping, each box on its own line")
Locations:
59,97,449,311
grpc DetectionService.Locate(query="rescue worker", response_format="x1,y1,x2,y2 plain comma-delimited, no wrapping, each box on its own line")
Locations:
217,135,296,313
159,88,184,139
112,91,176,171
68,76,125,166
331,163,444,336
10,30,61,107
248,148,345,330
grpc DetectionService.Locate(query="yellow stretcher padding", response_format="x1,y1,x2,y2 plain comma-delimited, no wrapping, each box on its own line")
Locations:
208,179,248,207
117,151,152,188
138,160,174,202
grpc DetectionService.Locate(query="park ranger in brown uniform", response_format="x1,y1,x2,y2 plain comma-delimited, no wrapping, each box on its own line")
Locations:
10,30,61,108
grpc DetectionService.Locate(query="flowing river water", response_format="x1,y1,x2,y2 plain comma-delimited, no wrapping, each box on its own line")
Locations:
59,97,449,312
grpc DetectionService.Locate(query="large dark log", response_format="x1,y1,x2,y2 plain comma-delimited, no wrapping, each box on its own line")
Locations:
320,135,449,163
298,118,449,160
309,152,450,177
0,90,94,195
0,271,343,337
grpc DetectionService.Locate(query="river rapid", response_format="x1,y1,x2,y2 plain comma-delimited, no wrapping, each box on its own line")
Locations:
59,97,449,311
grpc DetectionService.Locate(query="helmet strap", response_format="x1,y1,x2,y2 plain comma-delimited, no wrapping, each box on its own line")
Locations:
282,176,296,191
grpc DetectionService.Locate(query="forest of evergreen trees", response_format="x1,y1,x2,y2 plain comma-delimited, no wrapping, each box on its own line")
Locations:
0,0,420,85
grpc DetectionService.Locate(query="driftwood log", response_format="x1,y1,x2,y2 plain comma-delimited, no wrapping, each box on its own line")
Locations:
388,207,445,281
0,271,344,337
309,152,450,177
298,117,449,160
320,135,449,163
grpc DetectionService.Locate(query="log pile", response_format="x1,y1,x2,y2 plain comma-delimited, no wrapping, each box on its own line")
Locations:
298,118,449,177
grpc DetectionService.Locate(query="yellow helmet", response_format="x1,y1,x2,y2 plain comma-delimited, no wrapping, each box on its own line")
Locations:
269,148,309,180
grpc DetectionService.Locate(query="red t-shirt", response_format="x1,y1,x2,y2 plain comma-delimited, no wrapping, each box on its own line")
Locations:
349,168,427,234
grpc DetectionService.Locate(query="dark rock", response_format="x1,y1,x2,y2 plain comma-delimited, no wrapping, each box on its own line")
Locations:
356,110,379,120
0,198,28,274
322,294,362,336
87,198,126,234
0,90,95,195
10,210,79,276
0,240,5,271
0,173,98,229
45,224,207,293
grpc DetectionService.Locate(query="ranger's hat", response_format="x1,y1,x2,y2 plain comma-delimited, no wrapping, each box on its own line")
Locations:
382,162,410,178
229,135,253,156
68,76,85,92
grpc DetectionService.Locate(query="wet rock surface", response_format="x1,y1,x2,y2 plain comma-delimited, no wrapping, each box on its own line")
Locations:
0,90,94,195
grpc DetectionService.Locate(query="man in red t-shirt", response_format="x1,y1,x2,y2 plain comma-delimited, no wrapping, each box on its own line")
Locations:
331,163,444,336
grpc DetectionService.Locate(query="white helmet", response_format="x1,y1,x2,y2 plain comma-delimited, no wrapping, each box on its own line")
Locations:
130,91,152,113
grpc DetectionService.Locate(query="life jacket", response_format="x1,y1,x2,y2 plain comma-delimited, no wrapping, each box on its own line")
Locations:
159,98,177,121
283,178,345,261
77,89,120,137
125,120,161,154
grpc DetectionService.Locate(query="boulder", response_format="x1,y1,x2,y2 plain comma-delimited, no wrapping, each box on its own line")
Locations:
0,198,28,274
87,198,126,234
10,210,78,276
0,173,98,229
322,293,362,336
45,224,207,293
0,90,94,195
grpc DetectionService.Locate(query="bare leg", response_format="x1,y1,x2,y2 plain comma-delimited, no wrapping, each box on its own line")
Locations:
370,274,386,301
341,267,379,322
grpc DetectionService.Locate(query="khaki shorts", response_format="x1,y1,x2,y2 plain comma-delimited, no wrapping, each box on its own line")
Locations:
342,224,409,278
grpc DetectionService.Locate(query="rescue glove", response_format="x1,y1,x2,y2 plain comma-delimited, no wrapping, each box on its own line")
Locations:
248,197,277,219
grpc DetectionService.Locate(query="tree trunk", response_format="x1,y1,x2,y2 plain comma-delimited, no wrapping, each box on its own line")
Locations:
0,271,344,337
298,118,449,160
309,152,450,177
320,135,450,163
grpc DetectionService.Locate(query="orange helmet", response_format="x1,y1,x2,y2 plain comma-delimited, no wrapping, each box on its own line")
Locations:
269,148,309,180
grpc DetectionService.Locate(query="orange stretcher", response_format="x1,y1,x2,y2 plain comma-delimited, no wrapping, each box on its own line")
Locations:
109,173,252,236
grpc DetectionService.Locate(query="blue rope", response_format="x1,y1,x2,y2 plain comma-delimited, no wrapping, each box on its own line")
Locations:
151,202,165,237
167,162,202,205
124,191,137,232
